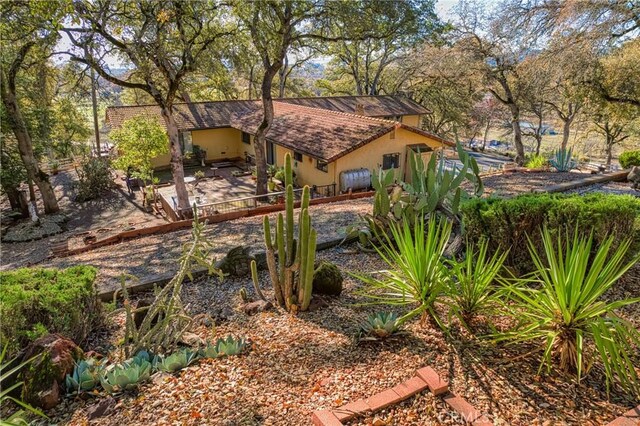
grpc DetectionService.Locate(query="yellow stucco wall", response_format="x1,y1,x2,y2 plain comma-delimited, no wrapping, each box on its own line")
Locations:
274,145,336,187
191,128,246,160
401,114,421,127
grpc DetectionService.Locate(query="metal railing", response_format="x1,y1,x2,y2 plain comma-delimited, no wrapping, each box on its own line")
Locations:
173,188,305,218
312,183,337,198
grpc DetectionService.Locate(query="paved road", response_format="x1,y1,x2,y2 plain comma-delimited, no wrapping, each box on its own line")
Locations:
446,150,512,173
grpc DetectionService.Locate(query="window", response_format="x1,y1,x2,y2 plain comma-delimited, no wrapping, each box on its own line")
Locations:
383,115,402,122
242,131,251,144
316,159,328,172
293,151,303,162
382,153,400,170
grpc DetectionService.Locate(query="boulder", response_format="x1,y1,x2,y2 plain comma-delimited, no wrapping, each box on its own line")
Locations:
86,396,115,420
243,300,273,316
312,261,344,296
628,166,640,189
21,334,84,409
215,246,254,277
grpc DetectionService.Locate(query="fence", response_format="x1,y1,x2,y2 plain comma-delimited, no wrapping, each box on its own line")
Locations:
171,188,305,219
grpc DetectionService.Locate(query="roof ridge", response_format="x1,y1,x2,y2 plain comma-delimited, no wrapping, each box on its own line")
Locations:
105,99,261,109
277,94,399,101
274,101,397,126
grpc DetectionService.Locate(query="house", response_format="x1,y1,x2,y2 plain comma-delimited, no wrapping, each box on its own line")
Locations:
105,95,453,191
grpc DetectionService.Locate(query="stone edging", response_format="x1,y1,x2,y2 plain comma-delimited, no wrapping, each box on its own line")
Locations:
96,235,355,302
605,405,640,426
311,366,492,425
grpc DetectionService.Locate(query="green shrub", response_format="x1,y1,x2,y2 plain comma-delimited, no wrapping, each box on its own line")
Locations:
525,154,547,169
74,156,116,202
619,150,640,169
0,266,101,355
461,193,640,273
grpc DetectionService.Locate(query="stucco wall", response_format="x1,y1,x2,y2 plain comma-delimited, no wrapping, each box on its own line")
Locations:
272,127,446,189
401,114,421,127
191,128,245,160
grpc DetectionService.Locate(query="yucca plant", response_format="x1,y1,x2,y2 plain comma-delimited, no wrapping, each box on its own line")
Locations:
360,312,401,339
153,348,199,373
200,336,247,358
1,347,47,425
447,239,508,327
353,216,452,327
499,228,640,395
65,358,104,393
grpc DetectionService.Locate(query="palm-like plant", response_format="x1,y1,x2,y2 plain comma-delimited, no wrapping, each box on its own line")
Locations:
500,228,640,395
447,239,508,327
353,217,452,327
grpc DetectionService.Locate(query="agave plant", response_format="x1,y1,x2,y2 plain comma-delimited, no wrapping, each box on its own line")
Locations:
153,348,199,373
447,239,508,327
200,336,247,358
499,228,640,395
549,148,575,172
360,312,401,339
0,347,47,425
353,216,452,328
65,358,104,393
100,356,152,393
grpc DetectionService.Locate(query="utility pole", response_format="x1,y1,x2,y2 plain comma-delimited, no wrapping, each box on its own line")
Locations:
91,68,101,155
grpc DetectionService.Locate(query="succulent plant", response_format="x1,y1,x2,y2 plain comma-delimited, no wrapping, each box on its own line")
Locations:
549,148,576,172
100,356,152,393
360,312,401,339
200,336,247,358
153,348,199,373
65,358,104,393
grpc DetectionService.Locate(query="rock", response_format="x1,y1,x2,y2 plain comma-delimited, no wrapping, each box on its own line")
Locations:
21,334,83,409
312,261,343,296
210,305,234,324
87,396,115,420
215,246,254,277
243,300,273,315
307,297,330,311
180,332,206,347
628,166,640,189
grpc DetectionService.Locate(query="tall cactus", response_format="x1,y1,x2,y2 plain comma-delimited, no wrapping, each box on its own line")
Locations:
251,153,317,312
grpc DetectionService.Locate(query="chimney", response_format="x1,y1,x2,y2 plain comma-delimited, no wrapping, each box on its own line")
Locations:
355,102,365,115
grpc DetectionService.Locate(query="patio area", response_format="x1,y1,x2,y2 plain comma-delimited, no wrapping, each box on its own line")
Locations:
156,161,259,217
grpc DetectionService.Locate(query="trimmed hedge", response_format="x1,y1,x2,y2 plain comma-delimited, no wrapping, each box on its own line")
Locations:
619,150,640,169
461,193,640,273
0,266,101,355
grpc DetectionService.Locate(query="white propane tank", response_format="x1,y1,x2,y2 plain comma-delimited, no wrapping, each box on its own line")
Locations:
339,168,372,193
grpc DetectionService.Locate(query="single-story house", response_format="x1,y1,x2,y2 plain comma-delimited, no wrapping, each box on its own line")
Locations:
105,95,453,190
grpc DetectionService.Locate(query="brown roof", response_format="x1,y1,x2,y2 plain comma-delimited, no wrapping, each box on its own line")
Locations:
105,98,451,162
278,95,430,117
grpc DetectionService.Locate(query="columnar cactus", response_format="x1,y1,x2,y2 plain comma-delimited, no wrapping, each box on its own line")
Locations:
251,153,317,312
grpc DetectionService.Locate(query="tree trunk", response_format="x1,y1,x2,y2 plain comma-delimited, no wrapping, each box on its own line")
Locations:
561,119,571,151
0,79,59,214
535,135,542,156
509,105,525,165
160,106,190,214
254,68,279,196
605,135,613,166
91,68,101,154
482,119,491,151
278,56,288,98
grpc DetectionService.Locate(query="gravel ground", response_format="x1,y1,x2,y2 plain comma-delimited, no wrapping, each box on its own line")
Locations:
463,171,592,198
42,245,639,426
4,198,373,294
